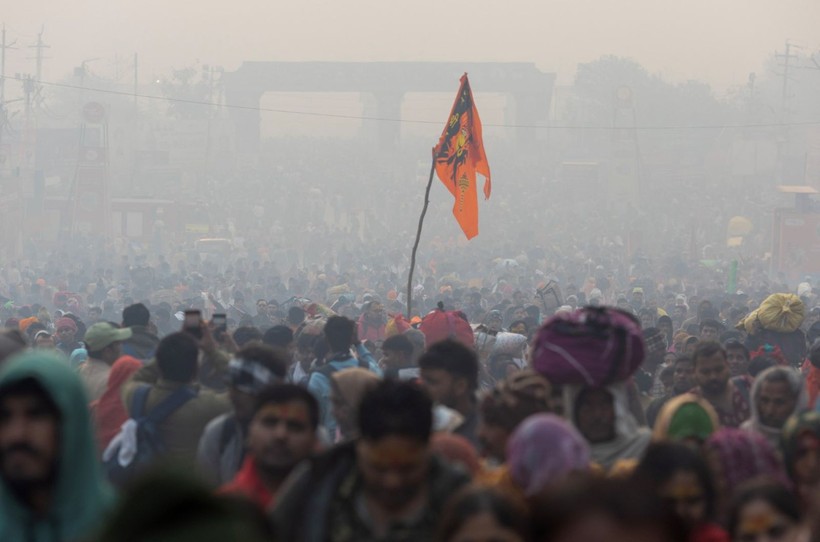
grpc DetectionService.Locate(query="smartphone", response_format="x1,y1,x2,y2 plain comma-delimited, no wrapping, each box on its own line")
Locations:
212,313,227,334
183,309,203,339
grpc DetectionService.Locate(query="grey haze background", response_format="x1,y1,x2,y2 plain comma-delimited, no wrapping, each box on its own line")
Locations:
2,0,820,280
4,0,819,91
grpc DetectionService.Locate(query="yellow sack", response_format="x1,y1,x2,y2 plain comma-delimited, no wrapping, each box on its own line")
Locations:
736,309,761,334
756,293,805,333
326,284,351,298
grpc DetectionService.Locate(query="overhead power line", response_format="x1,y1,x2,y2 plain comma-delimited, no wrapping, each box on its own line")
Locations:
25,77,820,131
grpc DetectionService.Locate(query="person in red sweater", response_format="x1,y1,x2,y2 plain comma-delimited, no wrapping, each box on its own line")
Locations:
219,384,319,510
357,300,386,344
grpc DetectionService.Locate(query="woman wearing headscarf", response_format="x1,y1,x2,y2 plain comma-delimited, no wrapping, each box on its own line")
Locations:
633,442,729,542
91,355,143,454
566,382,651,471
653,393,721,445
478,369,552,464
740,365,807,450
487,332,528,385
505,414,591,498
781,411,820,512
704,428,789,523
727,480,806,542
329,367,380,443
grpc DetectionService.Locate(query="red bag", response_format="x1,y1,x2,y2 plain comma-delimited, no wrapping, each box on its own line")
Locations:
420,302,475,349
531,307,644,386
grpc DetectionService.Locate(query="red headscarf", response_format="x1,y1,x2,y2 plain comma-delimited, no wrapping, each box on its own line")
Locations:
91,356,142,454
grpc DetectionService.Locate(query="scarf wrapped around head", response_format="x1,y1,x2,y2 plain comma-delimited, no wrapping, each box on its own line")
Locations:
19,316,39,333
228,357,281,394
781,410,820,480
741,366,807,449
704,428,789,489
506,413,590,496
653,393,720,443
481,369,552,432
55,317,78,333
92,356,143,452
565,382,651,470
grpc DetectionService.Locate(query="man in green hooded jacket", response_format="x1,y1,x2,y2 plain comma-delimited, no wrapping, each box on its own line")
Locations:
0,351,113,541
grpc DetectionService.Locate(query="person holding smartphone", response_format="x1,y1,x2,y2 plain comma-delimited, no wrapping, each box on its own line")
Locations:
121,331,233,466
306,316,382,440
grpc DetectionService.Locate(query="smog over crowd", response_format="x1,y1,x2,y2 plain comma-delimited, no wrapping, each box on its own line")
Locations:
1,2,820,542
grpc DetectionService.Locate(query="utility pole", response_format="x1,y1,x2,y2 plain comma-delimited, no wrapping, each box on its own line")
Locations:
29,27,49,84
775,40,800,123
21,74,35,176
1,25,5,105
0,25,18,159
133,52,138,108
1,25,19,106
774,40,802,184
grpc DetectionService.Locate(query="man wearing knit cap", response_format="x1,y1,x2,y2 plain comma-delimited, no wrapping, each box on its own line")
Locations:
77,322,132,401
55,317,82,357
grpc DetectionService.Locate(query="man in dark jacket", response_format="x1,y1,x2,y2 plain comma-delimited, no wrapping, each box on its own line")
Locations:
121,303,159,361
123,332,231,463
197,344,288,485
273,380,469,541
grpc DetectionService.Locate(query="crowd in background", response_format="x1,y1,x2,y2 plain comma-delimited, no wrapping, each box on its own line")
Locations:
1,233,820,542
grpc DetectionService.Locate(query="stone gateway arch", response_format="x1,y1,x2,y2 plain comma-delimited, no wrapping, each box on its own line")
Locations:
222,62,555,150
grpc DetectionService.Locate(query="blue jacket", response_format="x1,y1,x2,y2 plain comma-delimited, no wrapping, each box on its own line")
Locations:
307,344,381,437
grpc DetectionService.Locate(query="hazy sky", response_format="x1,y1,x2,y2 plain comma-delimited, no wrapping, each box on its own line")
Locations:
3,0,819,94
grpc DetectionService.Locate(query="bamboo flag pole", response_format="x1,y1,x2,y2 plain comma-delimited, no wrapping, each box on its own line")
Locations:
406,74,489,318
407,150,436,319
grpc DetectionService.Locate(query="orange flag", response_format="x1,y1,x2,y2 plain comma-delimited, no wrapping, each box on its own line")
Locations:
433,74,491,240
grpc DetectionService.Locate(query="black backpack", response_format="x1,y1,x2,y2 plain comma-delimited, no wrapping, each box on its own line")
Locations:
104,384,197,486
297,354,370,386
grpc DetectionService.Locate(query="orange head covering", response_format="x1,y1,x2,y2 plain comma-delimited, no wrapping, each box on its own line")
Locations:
19,317,39,333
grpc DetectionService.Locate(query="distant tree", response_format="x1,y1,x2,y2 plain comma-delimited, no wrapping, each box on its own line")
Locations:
570,55,738,129
159,64,220,120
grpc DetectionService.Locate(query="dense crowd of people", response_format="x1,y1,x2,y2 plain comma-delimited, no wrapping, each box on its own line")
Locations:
1,242,820,542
